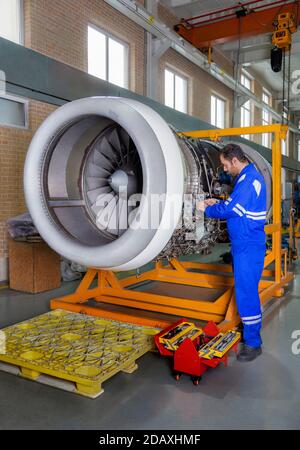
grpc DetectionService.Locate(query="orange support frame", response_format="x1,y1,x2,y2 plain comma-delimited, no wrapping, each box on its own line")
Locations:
51,124,294,331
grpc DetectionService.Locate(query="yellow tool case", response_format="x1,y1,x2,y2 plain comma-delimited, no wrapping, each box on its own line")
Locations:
159,321,203,351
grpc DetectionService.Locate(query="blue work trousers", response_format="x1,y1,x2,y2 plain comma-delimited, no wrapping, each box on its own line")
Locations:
231,242,266,348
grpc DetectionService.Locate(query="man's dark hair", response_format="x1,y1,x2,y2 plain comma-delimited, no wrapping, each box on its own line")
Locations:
220,143,247,163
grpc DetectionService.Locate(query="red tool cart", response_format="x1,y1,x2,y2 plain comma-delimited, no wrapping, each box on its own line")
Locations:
154,319,241,385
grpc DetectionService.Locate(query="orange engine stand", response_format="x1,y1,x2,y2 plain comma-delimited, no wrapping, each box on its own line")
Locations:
51,125,294,331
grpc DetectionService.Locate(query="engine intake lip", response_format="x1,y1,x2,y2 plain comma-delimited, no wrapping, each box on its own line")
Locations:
24,97,185,271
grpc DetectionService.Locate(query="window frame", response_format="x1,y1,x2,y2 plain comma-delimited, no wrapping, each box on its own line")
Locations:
211,93,226,128
0,92,29,130
262,89,272,148
240,71,253,139
262,88,271,106
164,67,188,114
240,71,252,92
281,138,287,156
0,0,24,44
19,0,24,44
240,99,251,139
88,24,129,89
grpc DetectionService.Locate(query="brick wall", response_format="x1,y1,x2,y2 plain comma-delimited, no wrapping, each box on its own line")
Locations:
24,0,146,95
0,101,57,279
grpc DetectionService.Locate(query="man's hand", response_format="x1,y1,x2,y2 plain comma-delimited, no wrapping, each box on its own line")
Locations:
205,198,218,206
197,198,218,212
197,200,206,212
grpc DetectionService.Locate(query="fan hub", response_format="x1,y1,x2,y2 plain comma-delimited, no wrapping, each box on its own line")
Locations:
108,168,137,197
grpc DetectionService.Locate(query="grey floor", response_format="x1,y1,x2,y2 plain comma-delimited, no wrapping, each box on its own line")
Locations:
0,245,300,430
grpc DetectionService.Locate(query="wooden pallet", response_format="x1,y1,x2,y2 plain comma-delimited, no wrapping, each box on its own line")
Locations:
0,310,159,398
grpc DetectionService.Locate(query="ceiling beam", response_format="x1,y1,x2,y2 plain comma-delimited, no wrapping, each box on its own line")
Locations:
239,42,300,65
218,34,272,52
219,33,300,65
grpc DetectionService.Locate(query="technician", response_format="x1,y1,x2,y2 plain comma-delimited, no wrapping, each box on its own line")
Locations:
198,143,267,362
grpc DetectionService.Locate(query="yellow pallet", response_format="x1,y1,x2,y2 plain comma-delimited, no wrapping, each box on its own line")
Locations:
0,310,159,398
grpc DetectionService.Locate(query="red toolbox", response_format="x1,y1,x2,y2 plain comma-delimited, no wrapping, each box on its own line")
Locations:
155,319,241,385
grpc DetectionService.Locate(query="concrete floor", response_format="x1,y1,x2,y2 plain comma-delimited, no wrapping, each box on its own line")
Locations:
0,246,300,430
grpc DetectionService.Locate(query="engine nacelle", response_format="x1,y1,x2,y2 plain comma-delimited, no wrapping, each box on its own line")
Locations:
24,97,271,271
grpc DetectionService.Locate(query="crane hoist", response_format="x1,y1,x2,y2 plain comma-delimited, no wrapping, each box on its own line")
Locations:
271,12,297,72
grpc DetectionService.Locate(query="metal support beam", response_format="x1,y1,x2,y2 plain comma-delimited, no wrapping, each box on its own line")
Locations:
237,94,249,108
236,42,300,65
146,34,170,99
219,34,273,53
219,32,300,65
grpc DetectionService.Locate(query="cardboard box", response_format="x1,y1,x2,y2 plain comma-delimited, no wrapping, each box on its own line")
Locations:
8,238,61,293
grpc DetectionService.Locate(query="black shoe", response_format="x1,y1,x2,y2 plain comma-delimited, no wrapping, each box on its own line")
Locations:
237,345,262,362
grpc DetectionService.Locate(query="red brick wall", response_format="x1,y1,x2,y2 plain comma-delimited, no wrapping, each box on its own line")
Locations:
0,101,57,278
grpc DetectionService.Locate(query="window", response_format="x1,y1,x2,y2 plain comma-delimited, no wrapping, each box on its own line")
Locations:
262,90,271,105
88,25,129,89
0,94,28,129
0,0,22,44
241,100,251,139
240,73,252,139
281,139,287,156
262,90,271,148
164,69,187,113
241,72,252,91
211,94,225,128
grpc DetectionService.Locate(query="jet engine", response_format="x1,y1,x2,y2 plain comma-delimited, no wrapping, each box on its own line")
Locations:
24,97,271,271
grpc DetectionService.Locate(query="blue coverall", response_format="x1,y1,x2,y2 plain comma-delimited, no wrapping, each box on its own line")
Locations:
205,163,266,348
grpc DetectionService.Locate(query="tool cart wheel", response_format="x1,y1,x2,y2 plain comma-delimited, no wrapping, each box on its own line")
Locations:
173,371,182,381
191,376,202,385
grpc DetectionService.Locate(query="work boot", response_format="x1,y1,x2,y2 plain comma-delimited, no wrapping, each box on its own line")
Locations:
237,345,262,362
